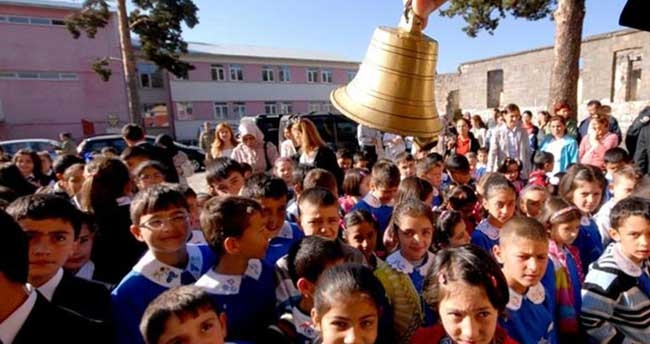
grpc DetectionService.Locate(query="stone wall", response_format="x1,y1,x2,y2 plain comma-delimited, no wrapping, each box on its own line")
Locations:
435,29,650,133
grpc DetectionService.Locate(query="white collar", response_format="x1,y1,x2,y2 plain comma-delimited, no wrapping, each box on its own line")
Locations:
291,306,318,339
611,242,646,277
195,259,263,295
507,283,546,310
276,221,295,240
37,268,64,301
133,245,204,288
75,261,95,280
476,220,500,240
386,250,434,275
116,196,132,206
0,285,37,344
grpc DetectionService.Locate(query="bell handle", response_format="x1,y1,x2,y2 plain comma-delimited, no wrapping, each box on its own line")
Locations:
398,0,424,34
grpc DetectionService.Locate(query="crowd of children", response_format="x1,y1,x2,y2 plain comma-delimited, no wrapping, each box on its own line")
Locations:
1,112,650,344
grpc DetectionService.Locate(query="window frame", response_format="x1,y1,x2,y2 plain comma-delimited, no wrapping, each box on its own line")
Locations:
229,64,244,81
307,68,319,83
210,64,225,81
213,102,229,120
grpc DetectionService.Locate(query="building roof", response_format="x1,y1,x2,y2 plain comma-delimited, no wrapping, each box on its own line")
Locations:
0,0,83,9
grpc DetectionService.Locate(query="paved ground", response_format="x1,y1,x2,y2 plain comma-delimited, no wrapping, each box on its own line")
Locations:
187,171,209,194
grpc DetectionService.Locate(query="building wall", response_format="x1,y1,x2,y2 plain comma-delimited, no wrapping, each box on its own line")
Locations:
0,3,129,139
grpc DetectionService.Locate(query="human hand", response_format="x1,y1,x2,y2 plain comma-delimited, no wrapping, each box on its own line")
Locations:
407,0,448,29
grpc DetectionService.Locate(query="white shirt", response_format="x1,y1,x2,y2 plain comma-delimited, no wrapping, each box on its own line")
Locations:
36,268,64,301
0,285,37,344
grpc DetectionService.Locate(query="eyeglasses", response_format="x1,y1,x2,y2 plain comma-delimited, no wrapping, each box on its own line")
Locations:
139,212,189,231
138,172,164,181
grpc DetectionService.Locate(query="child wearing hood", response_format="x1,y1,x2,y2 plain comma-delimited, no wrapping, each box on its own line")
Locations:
232,118,279,173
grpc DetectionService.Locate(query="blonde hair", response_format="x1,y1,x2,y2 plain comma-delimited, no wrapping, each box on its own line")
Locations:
297,118,326,153
210,122,238,158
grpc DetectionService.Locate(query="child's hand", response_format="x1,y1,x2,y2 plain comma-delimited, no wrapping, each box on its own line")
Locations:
406,0,448,29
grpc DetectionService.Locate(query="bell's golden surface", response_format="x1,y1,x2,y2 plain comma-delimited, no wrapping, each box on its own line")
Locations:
331,19,443,145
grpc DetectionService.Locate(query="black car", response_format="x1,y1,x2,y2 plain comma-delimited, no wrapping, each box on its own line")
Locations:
77,134,206,171
277,113,359,152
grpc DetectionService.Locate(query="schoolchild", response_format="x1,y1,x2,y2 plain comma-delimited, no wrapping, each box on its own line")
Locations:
173,184,205,244
274,156,295,186
338,168,370,214
594,165,639,247
111,184,216,344
240,173,304,264
286,164,315,223
475,147,488,179
493,216,558,344
518,184,549,218
134,160,168,191
416,153,445,207
205,157,245,197
603,147,631,183
195,196,276,343
6,194,112,324
304,168,340,198
433,210,470,250
411,245,517,344
529,151,555,188
395,152,416,180
443,154,474,193
498,157,525,193
395,176,434,205
353,150,371,169
63,212,98,281
336,148,354,173
352,161,400,239
444,184,480,234
470,175,517,254
139,285,227,344
581,197,650,342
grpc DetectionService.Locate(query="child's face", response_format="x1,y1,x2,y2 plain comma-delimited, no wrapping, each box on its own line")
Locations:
609,215,650,265
312,293,379,344
395,215,434,262
64,224,94,271
611,177,636,201
450,170,471,185
234,211,271,259
39,155,52,172
543,161,554,173
344,222,377,261
299,204,340,240
15,154,34,176
477,152,487,164
494,237,548,294
209,172,245,197
18,218,76,286
520,190,547,218
63,168,85,197
420,165,443,187
397,160,415,179
137,167,166,190
570,181,603,214
274,161,294,184
502,163,520,182
550,219,580,246
260,196,288,235
370,182,397,205
605,162,625,176
157,308,227,344
449,221,470,248
132,208,191,255
483,189,516,227
437,281,499,344
338,158,353,172
467,157,477,169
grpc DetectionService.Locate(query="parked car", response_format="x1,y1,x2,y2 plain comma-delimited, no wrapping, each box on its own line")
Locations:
278,113,359,152
0,138,60,160
77,134,206,171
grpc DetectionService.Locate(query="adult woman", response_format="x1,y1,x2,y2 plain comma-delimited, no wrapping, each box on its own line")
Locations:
579,114,619,169
210,122,238,159
470,115,487,148
536,110,551,145
540,115,579,175
294,117,343,186
451,118,480,156
231,118,279,173
155,134,194,185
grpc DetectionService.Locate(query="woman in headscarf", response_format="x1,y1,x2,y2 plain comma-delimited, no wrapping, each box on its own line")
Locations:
231,118,279,173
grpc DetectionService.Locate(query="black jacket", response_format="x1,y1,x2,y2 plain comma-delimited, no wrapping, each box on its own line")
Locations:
135,141,180,183
52,272,111,323
626,106,650,157
634,124,650,175
313,146,343,188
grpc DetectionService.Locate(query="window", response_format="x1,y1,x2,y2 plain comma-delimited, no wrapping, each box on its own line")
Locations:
29,17,50,25
0,16,6,23
262,66,274,82
308,103,321,112
176,102,193,120
279,102,293,114
214,103,229,120
210,64,225,81
1,15,64,26
322,103,331,112
612,49,643,102
51,19,65,26
233,103,246,118
8,16,29,24
264,102,277,114
0,71,78,80
321,70,333,83
16,72,38,79
279,66,291,82
142,103,170,128
175,70,188,80
138,63,163,88
229,64,244,81
486,69,503,108
307,68,319,83
347,71,356,82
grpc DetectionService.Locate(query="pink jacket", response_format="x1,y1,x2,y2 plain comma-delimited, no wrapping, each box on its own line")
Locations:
579,132,618,169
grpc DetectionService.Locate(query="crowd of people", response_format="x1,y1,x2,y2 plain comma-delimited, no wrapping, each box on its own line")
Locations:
1,96,650,344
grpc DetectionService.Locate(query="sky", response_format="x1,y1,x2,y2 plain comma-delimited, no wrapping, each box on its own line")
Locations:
180,0,630,74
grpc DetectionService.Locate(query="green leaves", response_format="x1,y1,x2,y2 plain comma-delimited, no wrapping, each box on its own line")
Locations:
64,0,110,39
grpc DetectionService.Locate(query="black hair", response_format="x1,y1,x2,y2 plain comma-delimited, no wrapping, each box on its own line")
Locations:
287,236,344,284
122,123,145,142
341,168,369,197
497,157,522,174
200,196,262,256
134,160,169,180
434,210,464,250
391,199,435,236
155,134,179,155
240,173,289,200
343,209,379,236
291,163,315,188
559,164,606,205
0,164,37,196
130,183,189,224
416,153,444,175
120,145,152,162
422,245,509,313
304,169,338,194
533,151,554,169
6,194,82,237
610,196,650,231
483,175,517,200
297,187,338,214
445,185,478,211
0,185,17,210
445,154,470,173
336,148,353,161
499,216,548,245
0,209,29,283
603,147,631,164
587,100,602,108
396,176,433,204
313,263,385,317
52,154,85,176
140,285,223,344
205,157,244,184
370,161,400,188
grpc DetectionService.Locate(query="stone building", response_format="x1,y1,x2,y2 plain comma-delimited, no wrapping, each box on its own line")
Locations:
436,29,650,132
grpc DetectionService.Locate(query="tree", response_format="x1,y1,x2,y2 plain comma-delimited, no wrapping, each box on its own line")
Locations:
439,0,585,119
65,0,199,125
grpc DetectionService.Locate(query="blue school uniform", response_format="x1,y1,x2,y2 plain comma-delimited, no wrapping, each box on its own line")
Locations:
196,258,277,343
111,244,216,344
572,216,603,275
352,194,393,234
500,283,558,344
470,219,500,255
282,305,318,344
386,250,436,326
264,221,304,265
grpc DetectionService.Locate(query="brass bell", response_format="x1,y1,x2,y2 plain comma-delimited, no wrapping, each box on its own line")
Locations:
330,8,442,146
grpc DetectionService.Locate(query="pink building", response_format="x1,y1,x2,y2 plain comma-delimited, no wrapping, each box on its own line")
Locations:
0,0,129,140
